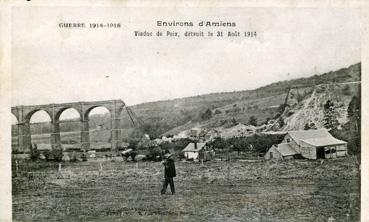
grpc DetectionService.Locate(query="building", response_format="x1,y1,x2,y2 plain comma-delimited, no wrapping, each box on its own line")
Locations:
264,143,299,160
265,128,347,160
190,128,202,138
220,124,256,139
182,142,206,160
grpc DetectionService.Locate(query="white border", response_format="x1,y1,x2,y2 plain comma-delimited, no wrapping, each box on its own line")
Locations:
1,1,368,221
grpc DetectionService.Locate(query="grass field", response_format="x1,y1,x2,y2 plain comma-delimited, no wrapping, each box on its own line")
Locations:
12,157,360,222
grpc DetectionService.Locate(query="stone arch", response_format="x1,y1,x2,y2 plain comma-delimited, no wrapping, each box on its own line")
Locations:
25,109,52,123
26,109,53,151
81,105,112,150
55,107,82,121
54,107,82,149
83,105,112,120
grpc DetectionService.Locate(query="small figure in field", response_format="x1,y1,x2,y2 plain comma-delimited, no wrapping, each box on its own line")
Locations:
161,151,176,195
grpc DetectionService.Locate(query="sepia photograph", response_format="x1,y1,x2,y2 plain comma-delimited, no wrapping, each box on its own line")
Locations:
1,2,367,221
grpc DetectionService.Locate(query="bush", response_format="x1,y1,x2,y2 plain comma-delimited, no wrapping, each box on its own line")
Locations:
200,108,212,120
208,134,285,154
264,117,271,125
248,116,258,126
331,119,360,156
159,138,192,155
70,151,78,162
147,147,164,161
29,144,40,161
342,85,351,96
43,148,63,162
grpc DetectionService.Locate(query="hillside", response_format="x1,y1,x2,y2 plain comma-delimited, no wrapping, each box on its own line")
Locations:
12,62,361,145
154,63,361,136
281,82,360,131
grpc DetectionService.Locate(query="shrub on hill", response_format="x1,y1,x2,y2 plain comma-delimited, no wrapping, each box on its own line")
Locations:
200,108,213,121
248,116,258,126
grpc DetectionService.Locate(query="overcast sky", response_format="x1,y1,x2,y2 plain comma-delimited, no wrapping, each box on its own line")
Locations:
11,7,360,122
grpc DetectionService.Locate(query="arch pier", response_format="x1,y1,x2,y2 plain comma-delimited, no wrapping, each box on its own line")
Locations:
11,100,125,153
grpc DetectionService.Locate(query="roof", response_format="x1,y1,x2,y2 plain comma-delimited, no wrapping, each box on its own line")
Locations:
182,143,206,152
301,137,347,147
287,128,346,147
288,128,331,140
276,143,298,156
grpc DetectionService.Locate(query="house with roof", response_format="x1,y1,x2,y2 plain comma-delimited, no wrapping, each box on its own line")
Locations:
220,123,256,139
182,142,207,160
264,143,300,160
265,128,347,160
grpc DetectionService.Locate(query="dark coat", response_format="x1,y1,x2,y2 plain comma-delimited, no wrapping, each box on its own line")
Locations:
163,157,176,178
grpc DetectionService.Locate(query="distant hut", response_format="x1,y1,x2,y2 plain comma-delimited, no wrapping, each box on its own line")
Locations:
182,142,206,160
265,143,299,160
190,128,202,138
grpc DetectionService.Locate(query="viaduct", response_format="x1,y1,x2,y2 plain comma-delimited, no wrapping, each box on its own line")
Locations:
11,100,125,152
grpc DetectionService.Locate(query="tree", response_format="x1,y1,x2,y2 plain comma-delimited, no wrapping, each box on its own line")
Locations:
231,118,237,126
296,91,305,103
331,95,361,156
342,85,351,96
304,123,310,130
200,108,212,121
277,117,284,128
264,117,271,125
29,144,40,161
323,100,339,130
304,122,317,130
248,116,258,126
347,96,361,132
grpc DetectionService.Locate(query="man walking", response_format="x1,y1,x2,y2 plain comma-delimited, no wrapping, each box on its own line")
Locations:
161,151,176,195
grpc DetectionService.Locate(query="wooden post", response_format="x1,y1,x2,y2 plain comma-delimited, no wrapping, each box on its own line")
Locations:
15,160,19,177
99,162,103,176
57,163,63,179
227,161,231,183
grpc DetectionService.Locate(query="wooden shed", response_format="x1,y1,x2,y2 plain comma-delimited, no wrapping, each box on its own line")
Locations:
281,129,347,160
265,143,299,160
182,142,206,160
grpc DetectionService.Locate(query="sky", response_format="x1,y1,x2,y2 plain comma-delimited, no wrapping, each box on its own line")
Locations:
11,7,361,122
